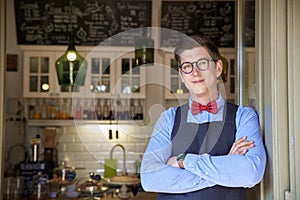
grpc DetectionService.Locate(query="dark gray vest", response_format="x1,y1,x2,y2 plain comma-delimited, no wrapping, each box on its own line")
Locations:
158,102,245,200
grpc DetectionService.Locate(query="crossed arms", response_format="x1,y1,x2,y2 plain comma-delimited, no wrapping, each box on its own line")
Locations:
141,106,266,193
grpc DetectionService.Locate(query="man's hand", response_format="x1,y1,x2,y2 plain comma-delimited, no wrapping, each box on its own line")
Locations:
228,136,254,155
166,156,179,168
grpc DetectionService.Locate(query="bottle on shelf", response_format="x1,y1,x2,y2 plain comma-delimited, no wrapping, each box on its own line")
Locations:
96,99,103,120
59,99,69,119
89,99,97,120
46,99,52,119
135,100,143,120
117,100,125,120
40,99,47,119
55,99,61,119
109,100,114,120
83,100,90,120
123,100,130,120
33,100,41,120
50,100,59,119
66,99,74,119
130,100,136,119
102,99,110,120
111,100,118,120
74,99,83,119
27,99,36,119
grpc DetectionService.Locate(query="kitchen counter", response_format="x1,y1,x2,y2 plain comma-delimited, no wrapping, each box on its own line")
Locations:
51,191,157,200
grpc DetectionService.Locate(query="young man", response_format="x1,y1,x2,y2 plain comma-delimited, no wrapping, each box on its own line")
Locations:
141,34,266,200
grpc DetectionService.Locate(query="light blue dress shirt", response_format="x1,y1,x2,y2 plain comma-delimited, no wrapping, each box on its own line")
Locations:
141,94,266,193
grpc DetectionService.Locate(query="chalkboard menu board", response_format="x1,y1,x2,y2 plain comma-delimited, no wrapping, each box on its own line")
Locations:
161,1,236,47
14,0,152,46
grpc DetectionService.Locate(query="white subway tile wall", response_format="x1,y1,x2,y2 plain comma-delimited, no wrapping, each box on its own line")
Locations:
27,124,152,179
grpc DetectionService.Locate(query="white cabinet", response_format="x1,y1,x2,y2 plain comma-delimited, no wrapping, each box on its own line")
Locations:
115,51,146,99
73,51,115,99
218,49,237,103
23,51,57,98
23,50,87,98
22,47,146,99
72,50,146,99
22,46,146,122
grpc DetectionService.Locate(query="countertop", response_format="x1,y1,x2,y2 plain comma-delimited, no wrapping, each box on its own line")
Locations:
50,191,157,200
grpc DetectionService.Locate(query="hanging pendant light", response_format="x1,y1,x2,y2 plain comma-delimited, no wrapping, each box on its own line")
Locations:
134,28,154,66
55,35,87,86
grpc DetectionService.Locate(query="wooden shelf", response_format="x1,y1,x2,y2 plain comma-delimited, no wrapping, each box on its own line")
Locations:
26,119,144,127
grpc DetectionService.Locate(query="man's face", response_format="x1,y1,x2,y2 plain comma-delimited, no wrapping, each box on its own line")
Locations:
178,47,222,101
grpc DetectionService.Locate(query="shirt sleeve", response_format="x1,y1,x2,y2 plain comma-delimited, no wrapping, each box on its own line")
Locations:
140,108,216,193
184,106,266,188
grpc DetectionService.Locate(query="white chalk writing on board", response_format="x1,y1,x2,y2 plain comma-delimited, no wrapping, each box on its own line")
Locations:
15,0,152,46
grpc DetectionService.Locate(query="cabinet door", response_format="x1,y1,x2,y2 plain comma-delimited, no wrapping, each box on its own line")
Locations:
115,52,146,99
81,52,115,99
23,51,56,98
164,52,190,99
24,51,87,98
219,49,236,103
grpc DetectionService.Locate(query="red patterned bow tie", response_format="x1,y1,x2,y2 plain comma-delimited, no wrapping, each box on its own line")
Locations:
191,100,218,115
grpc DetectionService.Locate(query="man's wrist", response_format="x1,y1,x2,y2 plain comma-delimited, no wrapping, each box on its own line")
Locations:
177,153,185,169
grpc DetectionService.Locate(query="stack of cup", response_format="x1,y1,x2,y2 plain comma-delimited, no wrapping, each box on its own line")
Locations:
3,176,24,200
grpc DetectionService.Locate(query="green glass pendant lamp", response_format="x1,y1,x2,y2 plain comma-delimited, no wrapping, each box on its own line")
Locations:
134,28,154,66
55,35,87,86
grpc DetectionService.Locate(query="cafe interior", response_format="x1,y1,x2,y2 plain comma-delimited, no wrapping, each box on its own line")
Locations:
0,0,299,199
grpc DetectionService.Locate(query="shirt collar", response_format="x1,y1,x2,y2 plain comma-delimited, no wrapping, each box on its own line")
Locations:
187,93,225,123
188,92,225,110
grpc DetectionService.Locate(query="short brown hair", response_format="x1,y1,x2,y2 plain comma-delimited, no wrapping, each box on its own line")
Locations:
174,34,221,65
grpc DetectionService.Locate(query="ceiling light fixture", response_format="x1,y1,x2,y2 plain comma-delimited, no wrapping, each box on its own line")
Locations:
55,35,87,86
55,1,87,86
134,28,154,66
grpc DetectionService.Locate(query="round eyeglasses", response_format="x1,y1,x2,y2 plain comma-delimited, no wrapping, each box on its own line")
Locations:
179,58,217,74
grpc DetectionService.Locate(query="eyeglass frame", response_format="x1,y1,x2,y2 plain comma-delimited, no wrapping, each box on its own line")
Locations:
179,58,218,74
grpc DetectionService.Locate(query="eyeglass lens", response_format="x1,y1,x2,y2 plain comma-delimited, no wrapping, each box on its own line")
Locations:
180,58,211,74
